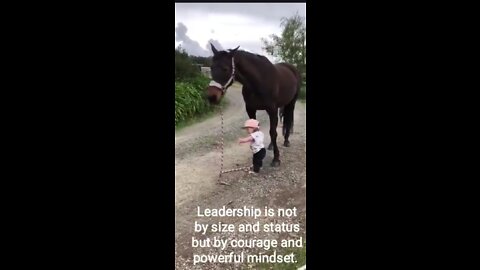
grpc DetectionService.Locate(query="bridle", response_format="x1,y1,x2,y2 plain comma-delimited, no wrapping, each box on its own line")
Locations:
209,57,235,94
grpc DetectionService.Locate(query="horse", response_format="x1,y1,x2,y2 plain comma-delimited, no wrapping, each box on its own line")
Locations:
206,44,301,167
279,107,294,136
279,107,284,124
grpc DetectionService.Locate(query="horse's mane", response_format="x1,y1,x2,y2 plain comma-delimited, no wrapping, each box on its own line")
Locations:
233,50,273,67
214,49,272,68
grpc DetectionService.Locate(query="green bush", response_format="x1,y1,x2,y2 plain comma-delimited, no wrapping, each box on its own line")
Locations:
175,46,200,81
175,75,213,126
298,85,306,100
183,75,210,90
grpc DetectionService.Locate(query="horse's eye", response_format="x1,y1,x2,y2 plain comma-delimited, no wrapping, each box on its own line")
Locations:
222,67,228,72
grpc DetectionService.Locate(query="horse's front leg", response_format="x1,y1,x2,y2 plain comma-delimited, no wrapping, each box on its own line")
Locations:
246,107,256,120
267,108,280,167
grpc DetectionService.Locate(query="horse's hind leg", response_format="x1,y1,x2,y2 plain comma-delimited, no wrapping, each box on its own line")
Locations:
279,107,284,125
283,99,297,147
267,108,280,166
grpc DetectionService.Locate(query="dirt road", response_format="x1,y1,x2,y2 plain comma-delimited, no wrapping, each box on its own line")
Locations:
175,84,306,269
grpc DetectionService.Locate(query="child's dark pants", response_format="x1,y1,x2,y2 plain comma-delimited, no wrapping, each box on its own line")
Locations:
252,148,266,173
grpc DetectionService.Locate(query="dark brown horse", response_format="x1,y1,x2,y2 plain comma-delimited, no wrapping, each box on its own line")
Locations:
279,107,294,136
206,44,301,167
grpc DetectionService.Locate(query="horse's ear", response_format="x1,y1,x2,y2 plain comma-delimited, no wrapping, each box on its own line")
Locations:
229,46,240,55
210,43,218,55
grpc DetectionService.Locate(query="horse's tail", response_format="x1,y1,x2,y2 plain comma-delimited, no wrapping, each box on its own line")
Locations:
282,96,296,137
279,63,301,136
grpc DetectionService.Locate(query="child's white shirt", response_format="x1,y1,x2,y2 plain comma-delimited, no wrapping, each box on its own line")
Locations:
250,131,265,154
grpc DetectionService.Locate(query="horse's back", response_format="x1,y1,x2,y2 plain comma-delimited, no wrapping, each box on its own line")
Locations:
274,63,300,106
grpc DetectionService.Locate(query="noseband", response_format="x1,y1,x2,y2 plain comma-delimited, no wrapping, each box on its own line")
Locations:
209,57,235,94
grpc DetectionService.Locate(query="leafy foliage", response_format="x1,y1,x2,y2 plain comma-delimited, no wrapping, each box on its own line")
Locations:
298,85,306,100
262,13,306,84
190,55,212,67
175,64,213,126
175,45,201,81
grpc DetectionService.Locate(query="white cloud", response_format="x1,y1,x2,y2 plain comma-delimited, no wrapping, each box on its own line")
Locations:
175,2,306,63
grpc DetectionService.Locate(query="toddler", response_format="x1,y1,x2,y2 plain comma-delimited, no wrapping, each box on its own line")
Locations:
238,119,266,173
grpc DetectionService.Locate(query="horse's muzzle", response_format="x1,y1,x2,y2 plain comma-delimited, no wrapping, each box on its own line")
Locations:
207,95,220,104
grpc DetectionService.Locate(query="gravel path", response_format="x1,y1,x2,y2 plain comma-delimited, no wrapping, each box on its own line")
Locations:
175,84,306,269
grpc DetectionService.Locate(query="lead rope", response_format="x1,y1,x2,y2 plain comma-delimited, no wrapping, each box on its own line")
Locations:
218,101,252,184
219,107,224,178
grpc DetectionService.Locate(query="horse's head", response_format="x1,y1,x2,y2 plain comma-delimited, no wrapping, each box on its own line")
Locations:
206,43,240,105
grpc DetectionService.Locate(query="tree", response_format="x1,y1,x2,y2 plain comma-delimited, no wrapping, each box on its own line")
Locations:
190,55,212,67
175,45,200,81
261,13,306,83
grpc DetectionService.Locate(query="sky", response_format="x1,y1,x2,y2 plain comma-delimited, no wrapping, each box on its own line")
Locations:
175,3,306,62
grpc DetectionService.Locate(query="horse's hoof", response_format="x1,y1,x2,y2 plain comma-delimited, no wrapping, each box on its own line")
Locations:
271,160,281,167
284,141,290,147
268,143,273,150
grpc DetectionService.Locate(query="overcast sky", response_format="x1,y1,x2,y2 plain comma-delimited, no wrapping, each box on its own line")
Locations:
175,3,306,62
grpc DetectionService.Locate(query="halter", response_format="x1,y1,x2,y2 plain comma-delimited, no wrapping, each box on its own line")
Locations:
209,57,235,94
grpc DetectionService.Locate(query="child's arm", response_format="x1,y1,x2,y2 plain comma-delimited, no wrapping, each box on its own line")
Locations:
238,136,254,144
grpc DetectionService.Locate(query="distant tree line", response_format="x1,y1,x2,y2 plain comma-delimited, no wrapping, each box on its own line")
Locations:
262,13,306,99
175,45,216,126
262,13,306,85
175,45,212,81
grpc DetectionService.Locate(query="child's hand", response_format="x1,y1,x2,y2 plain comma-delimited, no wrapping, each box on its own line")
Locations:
238,138,243,144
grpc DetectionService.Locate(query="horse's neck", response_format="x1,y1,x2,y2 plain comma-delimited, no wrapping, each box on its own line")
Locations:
235,55,272,89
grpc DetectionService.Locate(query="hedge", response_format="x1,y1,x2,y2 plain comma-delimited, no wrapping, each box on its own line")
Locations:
175,75,213,126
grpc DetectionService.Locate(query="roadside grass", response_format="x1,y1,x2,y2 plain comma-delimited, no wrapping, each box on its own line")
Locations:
175,99,228,132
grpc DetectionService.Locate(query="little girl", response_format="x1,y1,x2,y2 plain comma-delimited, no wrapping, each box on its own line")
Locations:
238,119,266,173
